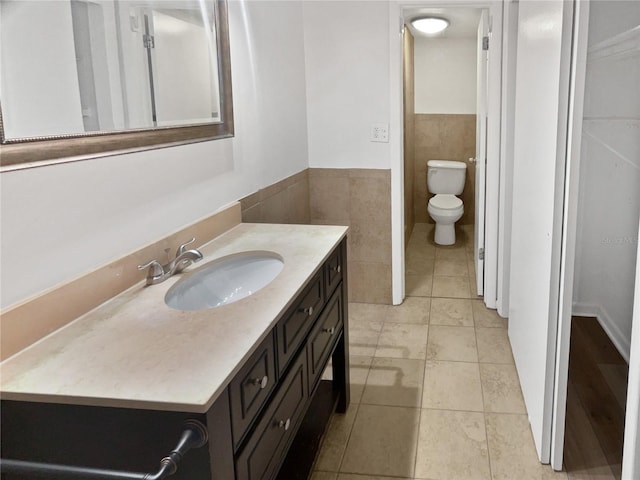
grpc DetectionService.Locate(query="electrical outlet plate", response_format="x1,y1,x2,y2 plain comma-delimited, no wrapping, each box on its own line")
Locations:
370,123,389,143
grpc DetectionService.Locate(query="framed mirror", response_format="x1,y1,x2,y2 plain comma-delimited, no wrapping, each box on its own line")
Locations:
0,0,233,169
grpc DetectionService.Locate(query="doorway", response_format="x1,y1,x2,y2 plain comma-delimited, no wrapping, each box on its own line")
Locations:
392,1,504,312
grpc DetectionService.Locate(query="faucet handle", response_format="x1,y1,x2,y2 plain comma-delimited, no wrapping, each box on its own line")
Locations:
176,237,196,257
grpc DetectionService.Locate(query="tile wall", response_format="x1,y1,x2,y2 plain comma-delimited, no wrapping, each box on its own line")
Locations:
414,114,476,225
309,169,392,305
240,170,310,225
241,168,393,305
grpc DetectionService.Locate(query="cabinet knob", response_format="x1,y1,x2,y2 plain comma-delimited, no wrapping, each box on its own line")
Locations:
299,306,313,316
252,376,268,389
333,265,341,274
278,418,291,431
323,326,336,335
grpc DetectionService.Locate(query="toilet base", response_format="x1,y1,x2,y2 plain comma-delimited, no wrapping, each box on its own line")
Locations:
434,223,456,245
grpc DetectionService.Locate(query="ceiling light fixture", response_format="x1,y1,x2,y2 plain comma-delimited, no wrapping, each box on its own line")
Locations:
411,17,449,35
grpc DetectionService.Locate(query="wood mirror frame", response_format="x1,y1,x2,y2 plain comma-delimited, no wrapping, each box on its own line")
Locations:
0,0,233,170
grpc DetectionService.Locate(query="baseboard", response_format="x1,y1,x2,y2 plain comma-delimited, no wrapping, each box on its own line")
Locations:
572,302,631,363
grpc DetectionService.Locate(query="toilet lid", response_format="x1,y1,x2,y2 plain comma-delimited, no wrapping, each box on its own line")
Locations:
429,194,463,210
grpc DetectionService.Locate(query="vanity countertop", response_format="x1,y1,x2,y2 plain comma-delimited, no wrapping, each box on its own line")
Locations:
0,223,348,414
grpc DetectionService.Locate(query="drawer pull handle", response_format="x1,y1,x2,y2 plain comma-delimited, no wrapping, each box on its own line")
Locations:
332,265,341,273
278,418,291,431
299,306,313,316
323,326,336,335
252,376,268,389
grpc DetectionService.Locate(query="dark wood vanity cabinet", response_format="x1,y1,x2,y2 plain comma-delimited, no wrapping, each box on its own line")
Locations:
0,238,349,480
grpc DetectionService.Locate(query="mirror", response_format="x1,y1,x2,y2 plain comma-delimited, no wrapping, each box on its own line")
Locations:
0,0,233,168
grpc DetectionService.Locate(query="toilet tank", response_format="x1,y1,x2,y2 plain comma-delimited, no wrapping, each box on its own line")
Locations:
427,160,467,195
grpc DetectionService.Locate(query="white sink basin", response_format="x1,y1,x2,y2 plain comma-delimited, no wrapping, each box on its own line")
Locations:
164,251,284,311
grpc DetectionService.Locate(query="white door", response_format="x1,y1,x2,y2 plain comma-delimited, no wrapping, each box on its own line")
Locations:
623,214,640,479
474,10,488,296
508,0,574,462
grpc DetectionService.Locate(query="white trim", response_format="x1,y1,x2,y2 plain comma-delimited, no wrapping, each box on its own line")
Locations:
622,214,640,480
572,302,631,363
550,0,589,470
496,0,518,318
390,3,405,306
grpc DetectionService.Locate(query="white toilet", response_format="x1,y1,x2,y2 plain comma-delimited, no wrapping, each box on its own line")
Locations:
427,160,466,245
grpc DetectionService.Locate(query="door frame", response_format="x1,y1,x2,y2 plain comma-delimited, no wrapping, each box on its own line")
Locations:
389,0,504,307
550,0,590,470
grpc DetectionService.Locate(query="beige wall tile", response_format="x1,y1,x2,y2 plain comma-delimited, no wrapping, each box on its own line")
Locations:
423,361,484,412
415,409,490,480
349,262,392,304
260,188,289,224
287,178,311,224
348,222,391,265
340,404,420,478
310,174,350,223
361,357,425,408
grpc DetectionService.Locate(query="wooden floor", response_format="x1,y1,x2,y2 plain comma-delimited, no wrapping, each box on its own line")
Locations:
564,316,629,480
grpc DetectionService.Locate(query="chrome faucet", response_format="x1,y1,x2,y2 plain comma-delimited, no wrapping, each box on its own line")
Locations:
138,238,203,286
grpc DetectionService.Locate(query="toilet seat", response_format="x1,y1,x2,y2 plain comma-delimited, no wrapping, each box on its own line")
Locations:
428,194,462,210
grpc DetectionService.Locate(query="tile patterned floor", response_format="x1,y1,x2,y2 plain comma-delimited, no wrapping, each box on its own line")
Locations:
312,223,567,480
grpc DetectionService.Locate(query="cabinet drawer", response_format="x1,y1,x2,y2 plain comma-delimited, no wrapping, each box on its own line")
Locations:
307,286,344,394
229,333,277,450
276,272,323,376
324,244,343,297
235,354,308,480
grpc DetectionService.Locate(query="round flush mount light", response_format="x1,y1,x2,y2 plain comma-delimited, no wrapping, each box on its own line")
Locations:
411,17,450,35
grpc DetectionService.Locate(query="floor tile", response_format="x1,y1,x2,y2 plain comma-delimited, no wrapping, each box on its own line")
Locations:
349,355,373,404
435,245,468,260
476,328,514,364
430,298,473,326
405,255,435,275
375,323,429,360
315,404,360,472
340,405,420,478
422,361,483,412
349,307,384,357
361,357,424,407
434,256,469,276
431,275,471,298
485,413,567,479
312,472,338,480
406,274,433,297
386,297,430,324
426,325,478,362
472,300,507,328
415,409,491,480
337,474,411,480
480,363,526,414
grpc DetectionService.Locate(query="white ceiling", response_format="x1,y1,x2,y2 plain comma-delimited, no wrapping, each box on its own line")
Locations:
404,7,482,39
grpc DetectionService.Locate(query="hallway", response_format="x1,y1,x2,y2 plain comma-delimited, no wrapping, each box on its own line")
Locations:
312,223,567,479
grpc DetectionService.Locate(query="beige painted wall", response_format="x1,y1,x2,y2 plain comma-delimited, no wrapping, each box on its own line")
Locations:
414,114,476,225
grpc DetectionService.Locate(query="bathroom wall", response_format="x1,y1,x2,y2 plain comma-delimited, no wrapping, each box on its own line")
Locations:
309,169,392,305
403,26,416,245
0,0,310,310
240,170,310,225
572,1,640,361
413,36,477,225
